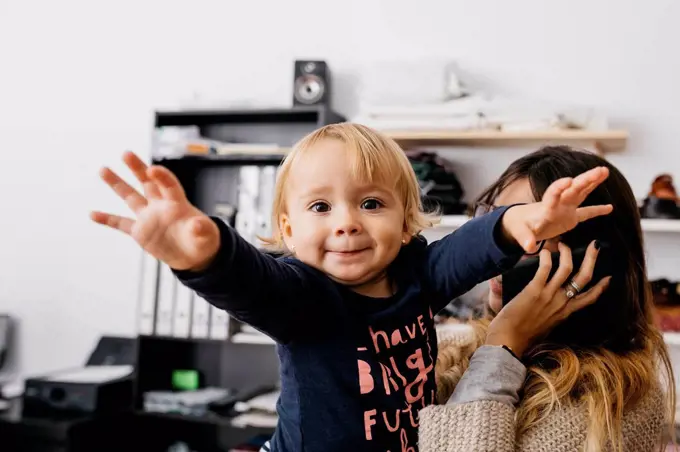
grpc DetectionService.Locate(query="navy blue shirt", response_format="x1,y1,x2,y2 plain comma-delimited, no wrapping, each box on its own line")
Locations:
175,206,522,452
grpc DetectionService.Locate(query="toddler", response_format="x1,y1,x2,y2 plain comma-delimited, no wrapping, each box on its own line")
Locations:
92,123,611,452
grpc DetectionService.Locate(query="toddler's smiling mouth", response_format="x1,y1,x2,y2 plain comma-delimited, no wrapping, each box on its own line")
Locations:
328,248,369,257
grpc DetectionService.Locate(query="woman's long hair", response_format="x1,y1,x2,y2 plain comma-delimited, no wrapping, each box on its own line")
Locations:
436,146,675,452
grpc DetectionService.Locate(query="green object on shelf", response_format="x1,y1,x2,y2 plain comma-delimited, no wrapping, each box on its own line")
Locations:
172,369,199,391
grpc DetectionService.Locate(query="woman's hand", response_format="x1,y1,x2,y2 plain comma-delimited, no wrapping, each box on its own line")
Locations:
90,151,221,271
485,241,611,357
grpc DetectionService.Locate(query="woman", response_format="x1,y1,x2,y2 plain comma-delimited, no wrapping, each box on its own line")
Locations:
419,146,676,451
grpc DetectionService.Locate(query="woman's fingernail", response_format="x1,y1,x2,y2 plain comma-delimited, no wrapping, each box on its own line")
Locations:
604,276,612,286
594,240,601,250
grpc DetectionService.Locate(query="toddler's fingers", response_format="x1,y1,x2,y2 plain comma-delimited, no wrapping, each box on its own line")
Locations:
90,211,134,235
99,167,147,213
122,151,149,179
562,167,609,204
148,166,187,201
511,222,540,254
577,167,609,197
581,181,600,199
542,177,572,209
123,151,161,199
522,237,540,254
572,167,609,190
576,205,613,223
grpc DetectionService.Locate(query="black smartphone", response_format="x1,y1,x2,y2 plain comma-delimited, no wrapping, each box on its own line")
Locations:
501,242,612,306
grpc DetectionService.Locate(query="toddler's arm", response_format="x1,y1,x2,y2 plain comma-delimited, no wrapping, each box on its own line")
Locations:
174,217,327,344
423,206,523,311
91,153,327,344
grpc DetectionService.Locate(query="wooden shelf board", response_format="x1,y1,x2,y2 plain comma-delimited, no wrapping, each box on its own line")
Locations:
664,332,680,346
639,218,680,233
435,215,680,233
384,129,628,152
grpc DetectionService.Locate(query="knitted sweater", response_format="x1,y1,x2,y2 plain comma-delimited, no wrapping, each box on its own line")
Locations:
419,326,668,452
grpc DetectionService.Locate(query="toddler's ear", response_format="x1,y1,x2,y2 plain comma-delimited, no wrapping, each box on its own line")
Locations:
280,214,294,244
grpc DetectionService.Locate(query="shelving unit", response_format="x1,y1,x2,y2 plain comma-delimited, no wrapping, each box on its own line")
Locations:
142,106,347,344
434,215,680,233
384,129,629,153
132,335,279,450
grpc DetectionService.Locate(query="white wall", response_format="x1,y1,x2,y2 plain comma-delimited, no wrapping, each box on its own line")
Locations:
1,0,679,380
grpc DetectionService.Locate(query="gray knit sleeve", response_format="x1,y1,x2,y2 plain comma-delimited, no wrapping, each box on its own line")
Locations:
418,401,516,452
417,346,526,452
449,344,526,406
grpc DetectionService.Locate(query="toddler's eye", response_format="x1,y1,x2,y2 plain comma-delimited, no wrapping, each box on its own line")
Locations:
361,199,382,210
310,202,330,213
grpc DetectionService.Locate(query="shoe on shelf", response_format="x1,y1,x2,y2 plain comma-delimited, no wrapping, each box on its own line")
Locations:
651,278,680,332
640,174,680,219
651,278,680,306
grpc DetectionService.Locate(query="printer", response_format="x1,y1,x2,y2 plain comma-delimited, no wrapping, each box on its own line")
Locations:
22,335,136,418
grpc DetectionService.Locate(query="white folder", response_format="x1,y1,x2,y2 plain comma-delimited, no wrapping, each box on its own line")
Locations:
191,295,211,338
137,252,159,335
172,282,194,338
235,166,261,244
155,264,177,336
209,305,229,340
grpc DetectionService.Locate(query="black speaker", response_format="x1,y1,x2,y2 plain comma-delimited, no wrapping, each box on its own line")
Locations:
293,60,331,106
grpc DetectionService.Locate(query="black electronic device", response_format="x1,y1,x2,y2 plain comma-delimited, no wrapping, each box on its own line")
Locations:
21,335,137,418
502,242,613,306
293,60,331,106
22,366,134,418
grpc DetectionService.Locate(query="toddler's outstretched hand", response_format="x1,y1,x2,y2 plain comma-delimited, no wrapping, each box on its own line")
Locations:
90,152,220,271
502,166,613,253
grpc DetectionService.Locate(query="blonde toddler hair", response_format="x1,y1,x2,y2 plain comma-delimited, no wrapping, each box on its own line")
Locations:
261,123,438,251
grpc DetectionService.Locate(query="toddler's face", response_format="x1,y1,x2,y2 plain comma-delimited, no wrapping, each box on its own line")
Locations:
280,139,408,295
